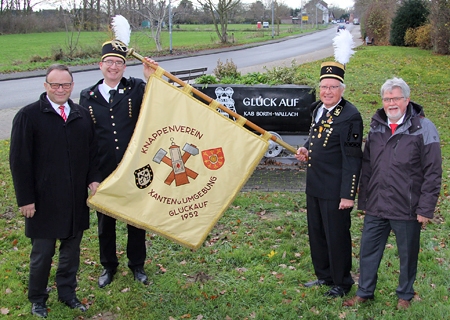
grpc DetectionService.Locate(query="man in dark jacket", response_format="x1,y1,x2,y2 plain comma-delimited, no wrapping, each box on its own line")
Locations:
79,41,157,288
295,62,363,297
10,64,101,318
343,77,442,309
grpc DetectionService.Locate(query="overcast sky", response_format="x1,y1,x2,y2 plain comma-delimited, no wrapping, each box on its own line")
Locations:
35,0,355,11
277,0,354,10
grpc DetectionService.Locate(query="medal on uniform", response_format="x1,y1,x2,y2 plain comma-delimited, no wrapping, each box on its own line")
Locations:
318,126,323,138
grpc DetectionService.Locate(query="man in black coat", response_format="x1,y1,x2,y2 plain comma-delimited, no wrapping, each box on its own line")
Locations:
79,41,157,288
295,61,363,298
10,64,101,318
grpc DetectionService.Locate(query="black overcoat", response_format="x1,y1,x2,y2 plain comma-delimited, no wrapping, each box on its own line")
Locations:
9,93,101,239
79,77,146,180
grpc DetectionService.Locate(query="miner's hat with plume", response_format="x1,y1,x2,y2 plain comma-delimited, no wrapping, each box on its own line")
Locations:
320,30,355,83
101,15,131,62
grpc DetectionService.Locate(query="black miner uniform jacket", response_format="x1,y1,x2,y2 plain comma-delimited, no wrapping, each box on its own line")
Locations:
79,77,146,180
304,98,363,200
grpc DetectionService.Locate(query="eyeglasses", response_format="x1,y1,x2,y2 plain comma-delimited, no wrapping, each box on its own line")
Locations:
382,97,405,103
102,60,125,67
319,85,340,91
46,82,72,89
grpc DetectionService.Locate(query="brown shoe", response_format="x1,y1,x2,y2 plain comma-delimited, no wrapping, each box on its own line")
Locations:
397,298,411,310
343,295,368,307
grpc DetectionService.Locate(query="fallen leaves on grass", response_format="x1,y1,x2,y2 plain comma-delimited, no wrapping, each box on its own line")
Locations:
156,263,167,273
267,250,276,258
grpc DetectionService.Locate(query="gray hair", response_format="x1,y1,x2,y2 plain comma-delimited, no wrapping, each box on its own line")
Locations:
380,77,410,98
45,64,73,82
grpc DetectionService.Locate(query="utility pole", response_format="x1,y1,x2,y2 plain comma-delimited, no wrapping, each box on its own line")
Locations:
169,0,173,54
271,0,274,39
300,0,303,30
315,2,317,29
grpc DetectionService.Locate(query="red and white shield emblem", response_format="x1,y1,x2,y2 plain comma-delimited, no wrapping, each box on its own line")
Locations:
202,147,225,170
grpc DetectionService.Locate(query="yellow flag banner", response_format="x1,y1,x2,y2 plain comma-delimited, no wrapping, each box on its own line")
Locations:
88,75,269,250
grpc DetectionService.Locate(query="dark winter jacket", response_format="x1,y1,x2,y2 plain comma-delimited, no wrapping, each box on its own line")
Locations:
9,93,101,238
304,98,363,200
358,102,442,220
79,77,146,180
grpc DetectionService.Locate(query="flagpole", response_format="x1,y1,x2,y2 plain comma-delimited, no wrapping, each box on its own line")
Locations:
111,40,298,155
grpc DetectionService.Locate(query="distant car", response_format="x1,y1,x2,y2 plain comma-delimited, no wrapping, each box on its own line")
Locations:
353,18,360,25
337,25,346,32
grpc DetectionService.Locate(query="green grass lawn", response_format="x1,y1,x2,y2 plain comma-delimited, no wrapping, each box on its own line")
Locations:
0,45,449,319
0,24,322,74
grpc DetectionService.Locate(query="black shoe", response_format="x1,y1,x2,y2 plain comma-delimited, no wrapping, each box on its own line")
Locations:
98,268,116,288
304,279,333,287
324,285,350,298
31,302,48,318
132,267,149,285
59,297,87,312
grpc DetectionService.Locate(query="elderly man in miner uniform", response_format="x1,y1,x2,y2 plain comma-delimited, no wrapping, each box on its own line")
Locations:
295,62,363,298
79,41,158,288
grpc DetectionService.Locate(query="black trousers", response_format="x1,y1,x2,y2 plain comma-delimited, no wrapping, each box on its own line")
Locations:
306,195,354,289
97,212,146,270
28,231,83,303
356,214,421,301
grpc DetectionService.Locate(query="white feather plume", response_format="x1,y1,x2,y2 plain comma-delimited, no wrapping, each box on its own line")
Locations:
332,29,355,65
111,15,131,46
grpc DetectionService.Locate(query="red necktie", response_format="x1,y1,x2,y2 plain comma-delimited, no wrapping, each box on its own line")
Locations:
59,105,67,122
389,123,398,134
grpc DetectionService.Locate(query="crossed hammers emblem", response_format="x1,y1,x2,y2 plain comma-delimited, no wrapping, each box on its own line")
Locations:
153,141,199,186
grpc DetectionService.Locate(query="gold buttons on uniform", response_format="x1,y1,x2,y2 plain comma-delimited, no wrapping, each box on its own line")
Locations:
88,106,97,123
128,99,133,118
350,175,356,196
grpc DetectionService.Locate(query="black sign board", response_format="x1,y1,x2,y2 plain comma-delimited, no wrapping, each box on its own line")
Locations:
193,84,315,135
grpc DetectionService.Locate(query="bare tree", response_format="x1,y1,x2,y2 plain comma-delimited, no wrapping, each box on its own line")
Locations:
135,0,168,51
430,0,450,54
197,0,241,43
64,0,84,56
173,0,195,23
247,0,265,23
354,0,397,42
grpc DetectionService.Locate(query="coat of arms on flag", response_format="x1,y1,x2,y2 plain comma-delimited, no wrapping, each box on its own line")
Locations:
88,73,270,250
202,148,225,170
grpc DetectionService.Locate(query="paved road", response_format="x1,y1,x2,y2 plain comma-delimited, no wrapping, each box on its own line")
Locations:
0,26,362,140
